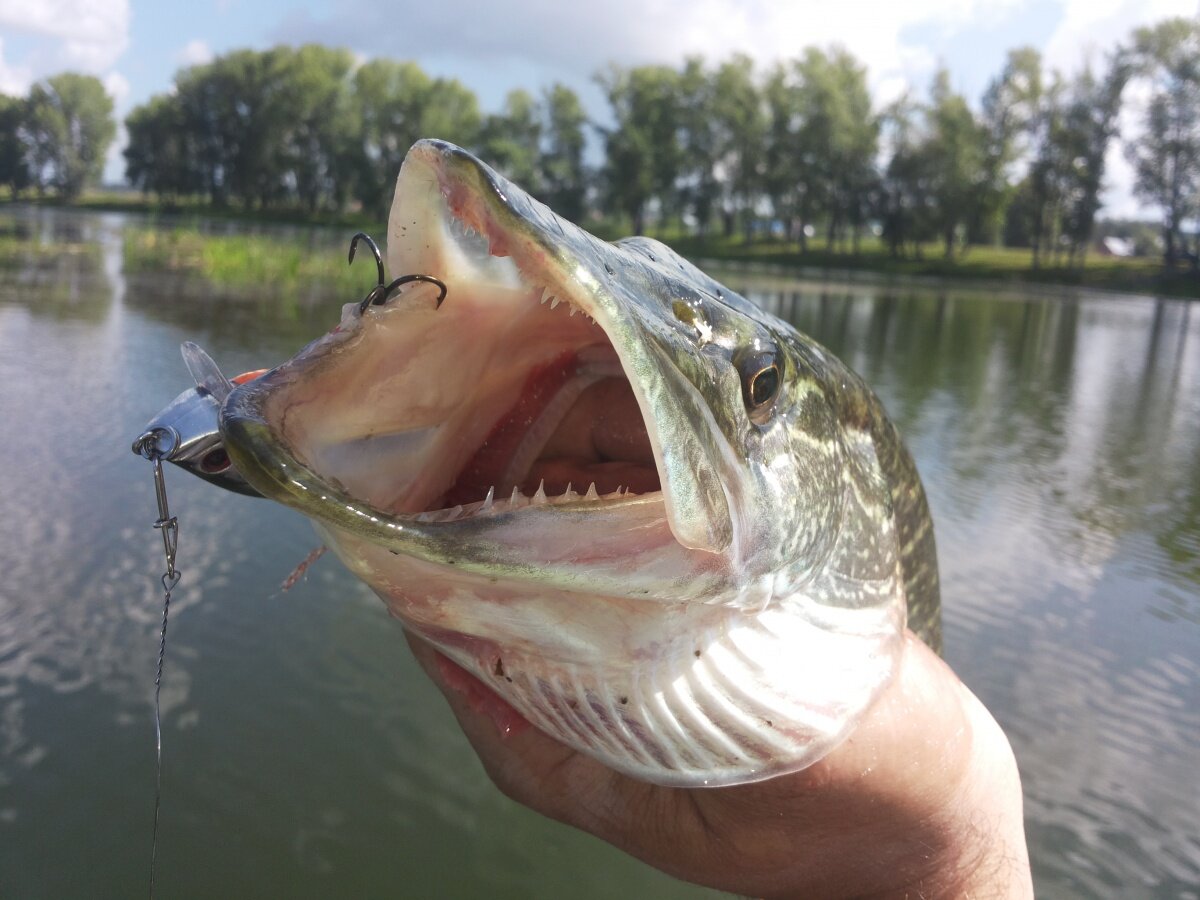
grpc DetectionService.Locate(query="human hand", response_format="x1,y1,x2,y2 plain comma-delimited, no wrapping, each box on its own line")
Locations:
405,631,1033,899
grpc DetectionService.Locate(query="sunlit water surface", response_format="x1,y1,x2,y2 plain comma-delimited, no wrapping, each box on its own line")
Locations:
0,208,1196,898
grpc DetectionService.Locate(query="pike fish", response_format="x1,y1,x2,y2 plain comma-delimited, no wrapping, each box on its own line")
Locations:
148,139,940,788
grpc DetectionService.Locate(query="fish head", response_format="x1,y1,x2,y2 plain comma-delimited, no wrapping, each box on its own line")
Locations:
219,140,911,785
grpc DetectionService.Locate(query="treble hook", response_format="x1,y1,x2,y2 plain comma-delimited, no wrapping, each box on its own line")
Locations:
347,232,448,315
348,232,385,287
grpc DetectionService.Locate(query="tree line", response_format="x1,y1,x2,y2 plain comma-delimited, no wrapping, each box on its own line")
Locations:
0,17,1197,268
0,73,115,202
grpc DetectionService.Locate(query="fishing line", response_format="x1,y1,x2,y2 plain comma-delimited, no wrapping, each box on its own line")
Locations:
133,427,182,900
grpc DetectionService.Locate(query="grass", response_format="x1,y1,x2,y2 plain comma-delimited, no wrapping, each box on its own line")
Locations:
118,224,1200,300
586,221,1199,299
122,228,375,297
0,231,100,268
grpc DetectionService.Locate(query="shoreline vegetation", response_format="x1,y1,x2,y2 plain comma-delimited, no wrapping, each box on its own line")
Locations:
121,226,369,297
3,19,1199,300
4,195,1195,300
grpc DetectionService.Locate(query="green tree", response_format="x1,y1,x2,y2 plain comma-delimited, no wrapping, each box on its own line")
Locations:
0,94,29,198
710,55,765,238
124,94,195,202
1025,72,1069,268
1126,17,1200,267
761,62,805,247
478,89,543,191
174,49,289,208
539,83,587,222
677,57,720,235
597,64,684,235
275,45,358,213
1058,55,1131,267
820,49,878,253
169,59,235,205
974,48,1043,244
878,95,938,257
1020,53,1130,270
761,48,877,252
351,59,480,217
25,73,115,200
924,70,984,258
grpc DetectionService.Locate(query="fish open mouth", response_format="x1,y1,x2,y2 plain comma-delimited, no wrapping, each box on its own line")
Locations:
221,140,717,561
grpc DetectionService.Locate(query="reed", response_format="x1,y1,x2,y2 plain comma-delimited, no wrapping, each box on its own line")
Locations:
123,228,373,296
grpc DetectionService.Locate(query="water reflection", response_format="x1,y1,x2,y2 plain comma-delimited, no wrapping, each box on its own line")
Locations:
734,277,1200,897
0,213,1196,897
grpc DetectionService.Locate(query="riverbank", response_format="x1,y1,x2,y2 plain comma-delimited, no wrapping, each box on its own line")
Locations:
647,231,1198,300
5,195,1197,299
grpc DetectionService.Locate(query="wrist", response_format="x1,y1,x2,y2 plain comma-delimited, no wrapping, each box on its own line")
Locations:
897,678,1033,899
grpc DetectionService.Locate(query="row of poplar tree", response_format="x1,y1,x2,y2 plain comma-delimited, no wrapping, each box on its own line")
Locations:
0,17,1196,267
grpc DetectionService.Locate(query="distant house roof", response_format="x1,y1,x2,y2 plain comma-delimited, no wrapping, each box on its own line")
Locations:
1100,236,1135,257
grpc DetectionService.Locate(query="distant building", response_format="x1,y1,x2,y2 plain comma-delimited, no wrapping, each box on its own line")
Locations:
1098,236,1135,257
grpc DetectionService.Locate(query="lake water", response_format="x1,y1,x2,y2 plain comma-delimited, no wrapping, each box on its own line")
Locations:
0,207,1197,898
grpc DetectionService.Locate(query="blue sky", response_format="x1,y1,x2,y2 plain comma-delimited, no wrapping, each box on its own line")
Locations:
1,0,1197,216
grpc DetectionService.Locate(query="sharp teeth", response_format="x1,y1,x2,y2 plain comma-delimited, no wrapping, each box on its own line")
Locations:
569,305,578,316
549,296,560,310
563,483,578,501
509,485,523,507
532,480,547,505
541,286,554,304
585,482,598,501
481,486,495,512
448,504,464,520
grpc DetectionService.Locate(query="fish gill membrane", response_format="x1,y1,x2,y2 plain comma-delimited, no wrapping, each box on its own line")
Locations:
214,139,941,788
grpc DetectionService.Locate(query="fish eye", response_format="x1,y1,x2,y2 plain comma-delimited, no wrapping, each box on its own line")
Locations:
199,447,232,474
738,346,783,424
750,366,779,406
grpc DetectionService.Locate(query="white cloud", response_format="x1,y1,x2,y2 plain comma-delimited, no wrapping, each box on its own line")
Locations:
1041,0,1195,75
103,70,130,105
272,0,1194,218
0,0,130,72
274,0,1035,100
177,39,214,68
0,0,132,184
1037,0,1196,218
